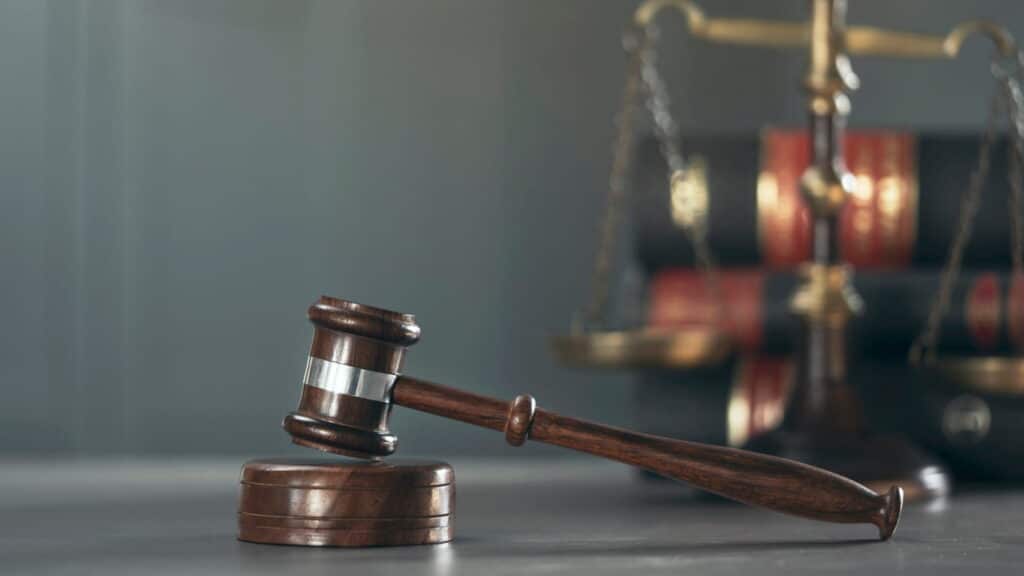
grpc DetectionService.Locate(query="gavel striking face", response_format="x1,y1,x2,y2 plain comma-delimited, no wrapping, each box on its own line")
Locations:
282,296,903,541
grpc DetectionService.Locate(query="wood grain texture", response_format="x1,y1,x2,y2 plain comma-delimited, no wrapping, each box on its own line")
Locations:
529,410,900,538
391,376,902,540
296,385,393,433
307,296,420,373
237,458,454,547
237,524,452,548
391,377,509,431
240,483,452,517
309,296,420,346
309,328,407,374
283,411,397,458
288,296,902,540
240,457,453,487
504,395,536,447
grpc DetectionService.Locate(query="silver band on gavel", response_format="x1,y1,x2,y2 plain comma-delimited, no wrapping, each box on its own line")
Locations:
302,356,397,403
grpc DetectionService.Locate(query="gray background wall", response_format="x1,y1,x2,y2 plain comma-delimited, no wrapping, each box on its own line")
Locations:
2,0,1022,456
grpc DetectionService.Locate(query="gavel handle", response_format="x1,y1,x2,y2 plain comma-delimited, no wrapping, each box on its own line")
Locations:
391,376,902,540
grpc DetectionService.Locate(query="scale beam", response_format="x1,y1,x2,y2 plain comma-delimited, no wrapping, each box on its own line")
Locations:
633,0,1015,59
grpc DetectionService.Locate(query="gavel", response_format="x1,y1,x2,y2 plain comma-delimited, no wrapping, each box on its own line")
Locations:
243,296,902,546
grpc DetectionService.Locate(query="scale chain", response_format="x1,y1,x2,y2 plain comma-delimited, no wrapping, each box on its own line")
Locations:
638,25,721,313
910,51,1024,364
582,21,720,330
581,30,646,330
997,53,1024,274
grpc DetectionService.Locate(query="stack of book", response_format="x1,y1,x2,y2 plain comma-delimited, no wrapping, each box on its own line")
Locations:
631,130,1024,481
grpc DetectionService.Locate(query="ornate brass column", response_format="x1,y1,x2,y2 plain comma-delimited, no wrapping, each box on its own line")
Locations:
789,0,863,435
747,0,948,501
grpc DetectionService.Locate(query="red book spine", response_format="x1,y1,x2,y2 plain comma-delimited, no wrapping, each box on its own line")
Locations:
757,129,917,268
648,268,1024,356
648,269,765,351
727,357,794,447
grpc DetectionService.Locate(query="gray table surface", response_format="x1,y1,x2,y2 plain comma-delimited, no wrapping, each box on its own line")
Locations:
2,457,1022,575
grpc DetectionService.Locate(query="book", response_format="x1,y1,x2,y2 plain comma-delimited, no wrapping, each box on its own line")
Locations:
635,358,1024,481
859,361,1024,482
635,357,793,448
648,269,1024,357
633,131,1019,270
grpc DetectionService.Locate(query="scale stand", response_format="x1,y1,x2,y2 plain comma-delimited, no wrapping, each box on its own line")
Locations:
556,0,1018,502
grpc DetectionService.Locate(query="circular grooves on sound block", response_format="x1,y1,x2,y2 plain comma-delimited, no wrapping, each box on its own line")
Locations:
241,457,453,487
237,458,454,547
240,483,453,517
238,524,452,548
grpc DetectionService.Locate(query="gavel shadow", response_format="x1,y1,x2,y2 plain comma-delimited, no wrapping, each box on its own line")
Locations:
450,535,878,558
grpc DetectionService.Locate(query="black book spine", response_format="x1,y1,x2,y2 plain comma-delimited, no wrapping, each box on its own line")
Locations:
633,132,1016,271
857,362,1024,481
636,359,1024,481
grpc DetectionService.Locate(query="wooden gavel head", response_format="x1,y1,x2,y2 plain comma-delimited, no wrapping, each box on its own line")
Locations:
282,296,420,459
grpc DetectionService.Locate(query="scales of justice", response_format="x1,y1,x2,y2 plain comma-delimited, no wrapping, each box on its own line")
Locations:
555,0,1024,501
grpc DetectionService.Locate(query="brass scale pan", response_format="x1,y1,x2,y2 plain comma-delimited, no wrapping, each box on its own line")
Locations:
554,328,1024,399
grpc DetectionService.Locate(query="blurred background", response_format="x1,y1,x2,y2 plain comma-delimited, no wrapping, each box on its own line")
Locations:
3,0,1023,460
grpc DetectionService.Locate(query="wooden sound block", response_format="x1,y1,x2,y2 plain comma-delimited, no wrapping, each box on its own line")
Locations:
237,458,454,547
